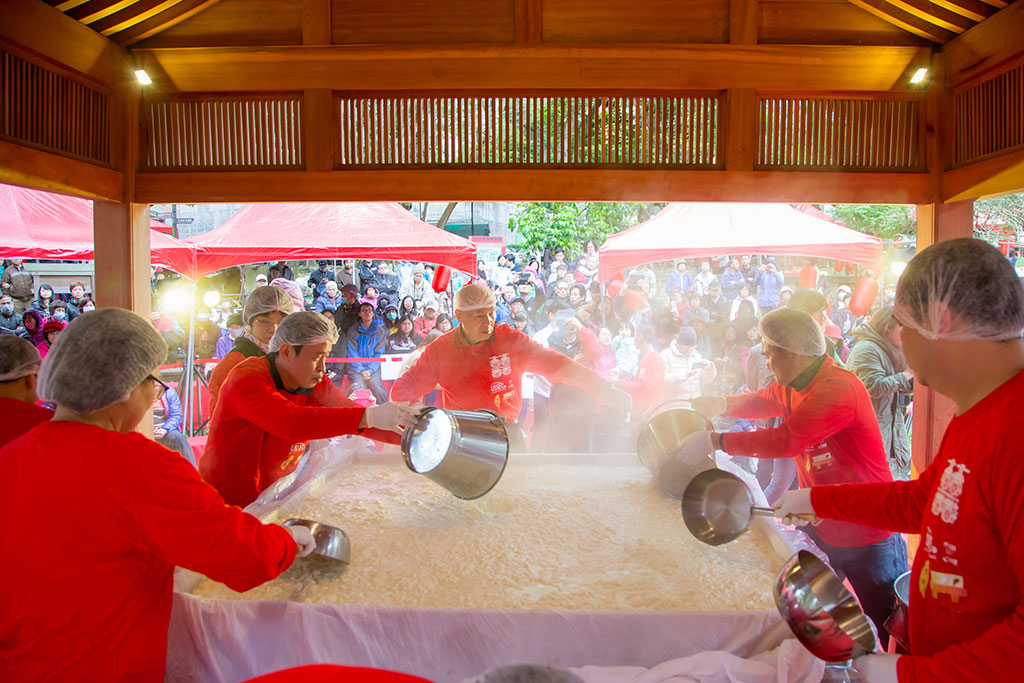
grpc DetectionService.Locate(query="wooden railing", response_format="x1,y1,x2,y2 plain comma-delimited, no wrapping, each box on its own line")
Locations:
954,62,1024,166
337,92,722,168
142,93,304,170
757,94,923,171
0,47,111,165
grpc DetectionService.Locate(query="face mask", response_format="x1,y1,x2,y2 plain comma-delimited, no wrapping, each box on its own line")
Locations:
229,328,244,339
52,311,66,321
386,313,398,322
82,305,95,313
0,304,12,315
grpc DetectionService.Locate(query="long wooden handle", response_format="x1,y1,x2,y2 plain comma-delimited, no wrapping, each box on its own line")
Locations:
751,507,819,523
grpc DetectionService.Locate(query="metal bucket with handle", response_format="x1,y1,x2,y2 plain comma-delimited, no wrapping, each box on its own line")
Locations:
680,468,818,546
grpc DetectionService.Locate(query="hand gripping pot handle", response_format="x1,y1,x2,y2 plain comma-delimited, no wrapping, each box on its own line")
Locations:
401,407,519,499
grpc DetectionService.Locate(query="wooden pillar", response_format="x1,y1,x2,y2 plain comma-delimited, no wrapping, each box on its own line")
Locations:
909,200,973,472
302,0,336,172
92,201,152,314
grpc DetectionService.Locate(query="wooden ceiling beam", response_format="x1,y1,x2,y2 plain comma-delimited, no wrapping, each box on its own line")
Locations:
66,0,134,23
90,0,179,34
132,169,934,204
929,0,996,23
885,0,974,33
133,44,933,93
944,0,1024,86
107,0,221,45
0,0,126,87
847,0,958,42
943,147,1024,201
0,139,124,202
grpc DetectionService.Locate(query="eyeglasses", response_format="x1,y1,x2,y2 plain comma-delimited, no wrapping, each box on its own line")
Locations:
148,374,170,400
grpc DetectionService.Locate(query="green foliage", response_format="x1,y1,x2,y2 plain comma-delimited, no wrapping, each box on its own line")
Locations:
974,193,1024,243
823,204,917,241
508,202,649,255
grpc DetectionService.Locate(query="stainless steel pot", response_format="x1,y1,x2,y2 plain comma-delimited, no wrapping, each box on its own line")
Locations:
883,570,912,653
401,407,522,499
774,550,878,663
635,401,713,498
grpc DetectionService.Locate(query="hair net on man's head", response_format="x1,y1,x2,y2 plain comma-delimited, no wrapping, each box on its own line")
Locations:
37,308,166,413
269,311,339,352
454,283,497,312
243,286,294,326
758,308,826,357
0,336,42,382
270,278,305,312
895,237,1024,341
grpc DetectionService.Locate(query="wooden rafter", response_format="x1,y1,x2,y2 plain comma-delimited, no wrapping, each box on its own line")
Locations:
885,0,975,32
930,0,1000,23
848,0,959,42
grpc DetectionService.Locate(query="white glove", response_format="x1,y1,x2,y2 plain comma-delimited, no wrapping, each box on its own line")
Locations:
690,395,727,419
284,524,316,558
774,488,816,526
365,402,420,433
599,383,632,414
853,653,901,683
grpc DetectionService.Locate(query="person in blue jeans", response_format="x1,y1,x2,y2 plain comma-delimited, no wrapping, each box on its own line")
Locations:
152,378,197,468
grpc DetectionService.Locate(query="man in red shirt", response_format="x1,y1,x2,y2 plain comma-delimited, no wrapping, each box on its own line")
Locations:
687,308,906,650
201,311,418,507
0,335,52,448
776,239,1024,683
390,283,630,423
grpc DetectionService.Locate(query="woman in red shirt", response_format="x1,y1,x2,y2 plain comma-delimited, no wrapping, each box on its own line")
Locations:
0,309,313,681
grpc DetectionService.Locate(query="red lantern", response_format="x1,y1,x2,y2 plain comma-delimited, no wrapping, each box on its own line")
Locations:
834,260,845,273
432,265,451,293
799,265,819,290
624,289,644,311
848,277,879,316
607,278,624,299
846,261,857,273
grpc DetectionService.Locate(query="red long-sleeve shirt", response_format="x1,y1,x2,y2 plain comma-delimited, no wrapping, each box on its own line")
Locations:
0,396,52,449
721,356,893,547
0,421,295,681
390,325,607,423
200,354,400,507
618,349,666,419
813,369,1024,683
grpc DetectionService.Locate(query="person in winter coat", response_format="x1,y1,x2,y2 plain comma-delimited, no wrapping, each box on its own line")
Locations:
19,309,46,346
0,259,34,314
846,306,913,480
152,380,197,467
414,300,440,337
729,285,760,320
386,316,422,354
0,296,23,335
720,258,747,301
382,304,401,335
660,326,717,402
48,300,70,326
611,321,640,380
306,261,336,298
35,319,65,359
346,302,389,404
754,260,785,309
214,313,245,359
0,309,314,681
335,259,360,291
67,281,89,320
30,283,54,316
665,261,694,299
369,262,401,300
314,280,344,314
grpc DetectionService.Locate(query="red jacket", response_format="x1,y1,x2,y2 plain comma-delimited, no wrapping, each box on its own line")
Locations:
813,369,1024,683
618,349,666,419
0,396,52,449
200,354,399,507
722,356,893,547
390,325,607,423
0,421,295,681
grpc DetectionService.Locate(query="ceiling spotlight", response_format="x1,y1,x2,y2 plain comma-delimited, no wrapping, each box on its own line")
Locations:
909,68,928,85
134,69,153,85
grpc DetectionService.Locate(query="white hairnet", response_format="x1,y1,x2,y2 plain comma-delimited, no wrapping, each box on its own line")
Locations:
243,286,294,326
0,336,42,382
454,283,497,312
895,238,1024,341
269,311,339,352
38,308,167,413
270,277,305,312
758,308,826,357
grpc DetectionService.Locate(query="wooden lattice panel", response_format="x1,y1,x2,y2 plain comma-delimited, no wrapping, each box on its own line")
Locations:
337,93,721,169
757,94,922,170
143,94,304,170
954,63,1024,166
0,48,110,165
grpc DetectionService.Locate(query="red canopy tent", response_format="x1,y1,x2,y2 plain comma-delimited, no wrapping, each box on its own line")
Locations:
0,183,198,278
188,202,477,278
598,203,884,280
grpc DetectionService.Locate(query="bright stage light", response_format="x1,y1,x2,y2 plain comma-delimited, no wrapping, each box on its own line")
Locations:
162,288,189,312
203,290,221,307
134,69,153,85
909,68,928,85
890,261,908,277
